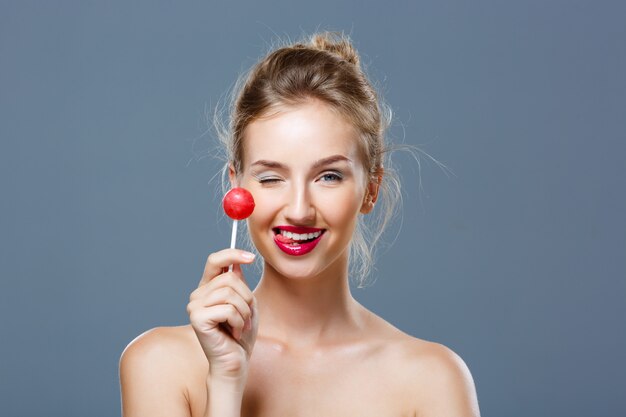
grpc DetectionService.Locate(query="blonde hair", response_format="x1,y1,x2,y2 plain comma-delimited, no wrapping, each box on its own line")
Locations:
214,31,403,287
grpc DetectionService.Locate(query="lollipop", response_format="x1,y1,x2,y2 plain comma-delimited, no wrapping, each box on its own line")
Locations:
223,187,255,221
222,187,255,271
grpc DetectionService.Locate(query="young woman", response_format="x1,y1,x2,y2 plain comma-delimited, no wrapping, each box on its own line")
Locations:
120,31,480,417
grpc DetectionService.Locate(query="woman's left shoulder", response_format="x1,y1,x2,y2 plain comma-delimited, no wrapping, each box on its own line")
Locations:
366,317,481,416
366,313,466,369
391,334,472,376
394,337,481,416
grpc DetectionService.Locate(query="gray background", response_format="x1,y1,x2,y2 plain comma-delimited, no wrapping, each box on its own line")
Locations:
1,1,624,416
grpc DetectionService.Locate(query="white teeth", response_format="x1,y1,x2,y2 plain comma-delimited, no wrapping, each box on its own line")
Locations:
279,230,322,241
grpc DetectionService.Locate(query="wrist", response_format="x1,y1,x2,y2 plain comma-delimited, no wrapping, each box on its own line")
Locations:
208,373,247,390
205,375,246,417
208,361,248,383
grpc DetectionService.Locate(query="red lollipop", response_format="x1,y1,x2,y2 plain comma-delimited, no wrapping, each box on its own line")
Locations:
222,187,255,220
222,188,255,272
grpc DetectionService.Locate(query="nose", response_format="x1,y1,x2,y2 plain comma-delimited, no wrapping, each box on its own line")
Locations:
283,182,316,225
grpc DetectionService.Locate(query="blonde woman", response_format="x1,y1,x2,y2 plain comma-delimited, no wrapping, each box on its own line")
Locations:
120,31,480,417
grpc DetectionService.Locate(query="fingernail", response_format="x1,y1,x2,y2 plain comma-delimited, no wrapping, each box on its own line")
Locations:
241,251,255,260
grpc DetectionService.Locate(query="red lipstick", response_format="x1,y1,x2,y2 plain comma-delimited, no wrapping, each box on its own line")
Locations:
273,225,326,256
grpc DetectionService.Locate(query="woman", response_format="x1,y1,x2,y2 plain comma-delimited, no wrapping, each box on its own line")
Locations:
120,31,480,417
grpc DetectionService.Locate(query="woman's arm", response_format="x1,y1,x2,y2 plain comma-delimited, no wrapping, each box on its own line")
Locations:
119,327,191,417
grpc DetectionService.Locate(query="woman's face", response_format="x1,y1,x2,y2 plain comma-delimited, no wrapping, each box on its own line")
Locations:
234,99,373,280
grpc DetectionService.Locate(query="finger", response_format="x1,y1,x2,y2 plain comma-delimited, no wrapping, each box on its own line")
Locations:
201,286,252,322
214,304,246,340
191,272,255,306
189,304,246,339
203,249,255,279
200,249,255,287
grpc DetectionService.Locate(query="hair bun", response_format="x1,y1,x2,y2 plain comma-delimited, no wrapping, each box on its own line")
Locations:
308,31,360,66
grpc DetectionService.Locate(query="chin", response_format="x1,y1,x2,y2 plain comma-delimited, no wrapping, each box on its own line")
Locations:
266,257,327,281
267,247,351,282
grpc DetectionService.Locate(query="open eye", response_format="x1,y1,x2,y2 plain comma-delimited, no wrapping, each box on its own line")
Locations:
318,171,343,183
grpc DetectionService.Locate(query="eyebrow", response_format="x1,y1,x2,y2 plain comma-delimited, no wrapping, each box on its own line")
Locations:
250,155,352,170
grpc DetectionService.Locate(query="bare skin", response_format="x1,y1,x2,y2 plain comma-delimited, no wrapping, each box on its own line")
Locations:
121,311,478,417
120,100,480,416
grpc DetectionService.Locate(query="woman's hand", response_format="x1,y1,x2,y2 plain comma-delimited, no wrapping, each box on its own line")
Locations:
187,249,259,381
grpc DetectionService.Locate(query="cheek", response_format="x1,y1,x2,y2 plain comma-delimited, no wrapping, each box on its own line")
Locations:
246,192,278,229
317,189,363,225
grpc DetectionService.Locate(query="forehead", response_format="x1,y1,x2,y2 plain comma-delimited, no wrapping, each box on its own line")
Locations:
242,100,362,166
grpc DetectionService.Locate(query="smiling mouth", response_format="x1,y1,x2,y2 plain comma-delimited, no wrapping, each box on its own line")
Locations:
272,227,326,245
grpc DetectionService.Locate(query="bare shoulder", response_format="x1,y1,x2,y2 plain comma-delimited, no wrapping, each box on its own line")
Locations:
120,325,199,371
119,325,206,417
392,336,480,417
364,314,480,416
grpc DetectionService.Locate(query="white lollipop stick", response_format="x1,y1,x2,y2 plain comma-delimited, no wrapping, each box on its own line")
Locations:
228,219,238,272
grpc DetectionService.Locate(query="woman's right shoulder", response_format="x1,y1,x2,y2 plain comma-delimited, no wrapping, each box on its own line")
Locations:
119,325,206,381
119,326,208,416
122,325,191,356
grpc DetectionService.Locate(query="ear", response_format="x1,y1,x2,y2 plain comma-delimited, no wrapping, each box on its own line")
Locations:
228,163,237,188
360,167,384,214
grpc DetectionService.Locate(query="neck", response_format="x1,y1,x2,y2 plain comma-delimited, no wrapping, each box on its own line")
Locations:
252,253,368,351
